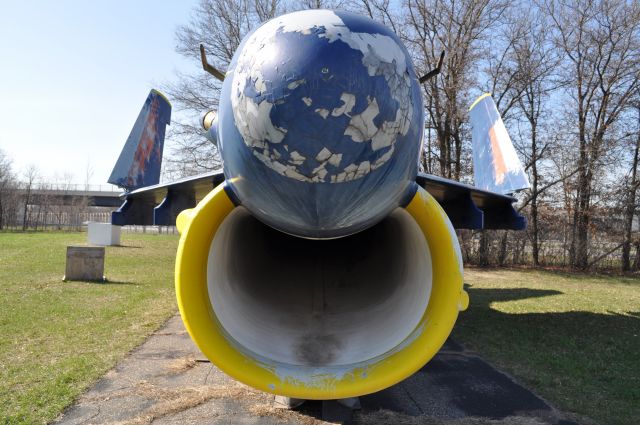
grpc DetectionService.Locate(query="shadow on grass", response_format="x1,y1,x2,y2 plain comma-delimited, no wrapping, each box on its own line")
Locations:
469,266,640,285
462,284,564,302
67,279,139,285
101,279,139,285
454,286,640,425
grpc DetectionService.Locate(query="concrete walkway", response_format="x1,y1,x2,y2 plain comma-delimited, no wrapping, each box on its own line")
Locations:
54,315,580,425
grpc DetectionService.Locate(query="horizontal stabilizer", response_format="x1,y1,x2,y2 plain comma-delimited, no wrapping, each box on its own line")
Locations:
469,93,529,194
108,89,171,190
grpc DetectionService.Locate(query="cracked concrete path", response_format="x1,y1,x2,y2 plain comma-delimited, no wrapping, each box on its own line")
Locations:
54,315,580,425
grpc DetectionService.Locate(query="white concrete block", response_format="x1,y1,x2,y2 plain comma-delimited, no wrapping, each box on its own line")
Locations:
88,222,121,246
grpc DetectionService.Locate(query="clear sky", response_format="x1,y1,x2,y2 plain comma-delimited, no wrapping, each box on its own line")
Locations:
0,1,200,185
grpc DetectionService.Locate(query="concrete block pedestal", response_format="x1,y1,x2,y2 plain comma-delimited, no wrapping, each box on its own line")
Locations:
88,222,121,246
64,246,105,282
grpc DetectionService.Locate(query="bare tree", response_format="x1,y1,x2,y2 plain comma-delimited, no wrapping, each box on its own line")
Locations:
511,6,561,266
162,0,640,271
21,164,39,231
545,0,640,269
480,8,529,120
621,96,640,271
406,0,509,180
295,0,349,9
475,6,540,266
0,149,15,230
356,0,403,35
84,157,94,190
49,171,75,230
162,0,287,178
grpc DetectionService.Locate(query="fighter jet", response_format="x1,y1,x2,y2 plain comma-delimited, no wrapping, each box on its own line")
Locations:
108,9,528,401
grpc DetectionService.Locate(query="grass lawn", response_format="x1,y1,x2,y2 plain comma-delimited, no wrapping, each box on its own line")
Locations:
1,232,638,425
454,268,640,425
0,231,179,424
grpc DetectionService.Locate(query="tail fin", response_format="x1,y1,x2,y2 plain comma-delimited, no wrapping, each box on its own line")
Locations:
108,89,171,190
469,93,529,195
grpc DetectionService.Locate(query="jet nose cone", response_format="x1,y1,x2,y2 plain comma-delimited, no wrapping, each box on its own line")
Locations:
218,10,424,238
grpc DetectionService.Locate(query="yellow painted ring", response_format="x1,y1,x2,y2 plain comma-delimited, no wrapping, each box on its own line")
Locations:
175,184,466,399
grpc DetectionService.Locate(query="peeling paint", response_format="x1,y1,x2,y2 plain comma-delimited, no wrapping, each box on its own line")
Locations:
355,161,371,179
331,92,356,117
289,150,306,165
314,108,330,119
255,75,266,93
284,166,307,180
372,146,394,170
328,153,342,167
228,9,415,183
343,163,358,173
315,147,332,162
344,98,380,142
234,96,287,147
315,168,328,180
287,79,306,90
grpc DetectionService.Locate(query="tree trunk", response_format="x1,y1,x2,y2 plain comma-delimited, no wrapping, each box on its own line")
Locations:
633,241,640,270
498,231,508,266
530,115,540,266
571,96,591,269
574,196,590,269
622,106,640,271
478,231,490,267
22,188,30,231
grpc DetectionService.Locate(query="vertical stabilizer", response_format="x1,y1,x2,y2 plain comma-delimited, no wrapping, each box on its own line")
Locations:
469,93,529,194
108,89,171,190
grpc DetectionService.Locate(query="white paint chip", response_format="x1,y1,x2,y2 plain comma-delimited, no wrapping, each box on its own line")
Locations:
343,163,358,173
287,79,306,90
289,150,306,165
315,147,332,162
328,153,342,167
331,93,356,117
315,108,330,119
344,98,380,142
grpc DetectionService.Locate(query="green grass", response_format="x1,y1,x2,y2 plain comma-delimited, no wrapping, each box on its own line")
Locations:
0,231,179,424
453,268,640,425
1,233,638,425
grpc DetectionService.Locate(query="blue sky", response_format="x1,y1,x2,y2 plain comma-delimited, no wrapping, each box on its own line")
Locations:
0,1,200,185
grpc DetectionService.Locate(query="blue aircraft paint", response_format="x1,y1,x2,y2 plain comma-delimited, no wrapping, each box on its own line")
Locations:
108,90,171,190
216,10,423,239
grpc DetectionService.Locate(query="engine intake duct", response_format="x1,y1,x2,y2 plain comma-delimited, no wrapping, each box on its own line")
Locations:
208,207,432,367
175,185,466,399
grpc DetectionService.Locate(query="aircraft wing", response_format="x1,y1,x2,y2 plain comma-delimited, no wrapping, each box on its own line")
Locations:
112,170,525,230
111,170,224,226
416,173,525,230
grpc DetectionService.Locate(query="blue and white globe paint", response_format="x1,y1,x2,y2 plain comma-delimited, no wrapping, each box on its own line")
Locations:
216,9,424,238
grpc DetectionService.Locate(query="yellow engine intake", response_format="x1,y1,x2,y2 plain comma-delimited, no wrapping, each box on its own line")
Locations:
175,184,467,400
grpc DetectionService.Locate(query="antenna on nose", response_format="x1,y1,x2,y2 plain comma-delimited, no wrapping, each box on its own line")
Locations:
200,44,226,82
419,51,445,84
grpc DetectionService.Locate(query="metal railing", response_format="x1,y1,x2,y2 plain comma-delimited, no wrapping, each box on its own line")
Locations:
15,182,121,192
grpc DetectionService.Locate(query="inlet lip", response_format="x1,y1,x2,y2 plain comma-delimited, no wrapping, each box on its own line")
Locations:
175,184,465,400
